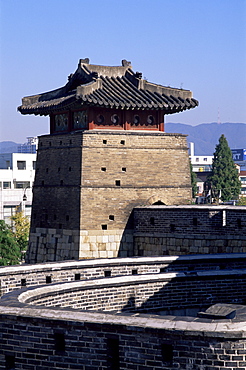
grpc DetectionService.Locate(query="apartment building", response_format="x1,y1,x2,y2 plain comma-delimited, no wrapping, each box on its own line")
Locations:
0,151,36,223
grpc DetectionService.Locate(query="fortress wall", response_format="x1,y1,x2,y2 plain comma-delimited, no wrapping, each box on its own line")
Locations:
0,267,246,369
17,271,246,312
134,206,246,256
1,254,246,297
1,312,245,370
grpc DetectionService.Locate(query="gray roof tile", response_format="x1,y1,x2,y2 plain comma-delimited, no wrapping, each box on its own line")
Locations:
18,59,198,115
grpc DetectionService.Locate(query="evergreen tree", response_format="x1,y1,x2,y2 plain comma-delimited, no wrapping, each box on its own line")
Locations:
207,134,241,202
0,220,21,266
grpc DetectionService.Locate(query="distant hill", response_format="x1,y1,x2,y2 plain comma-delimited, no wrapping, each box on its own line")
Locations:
0,141,20,154
165,122,246,155
1,122,245,155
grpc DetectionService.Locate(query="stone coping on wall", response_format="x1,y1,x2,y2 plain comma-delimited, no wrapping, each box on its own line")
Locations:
135,204,246,210
1,269,246,339
1,253,246,276
134,232,246,240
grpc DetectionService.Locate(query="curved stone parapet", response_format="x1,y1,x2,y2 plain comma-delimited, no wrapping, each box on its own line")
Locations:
1,255,246,369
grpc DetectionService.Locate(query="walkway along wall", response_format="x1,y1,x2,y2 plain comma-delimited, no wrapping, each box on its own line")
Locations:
1,254,246,296
0,255,246,369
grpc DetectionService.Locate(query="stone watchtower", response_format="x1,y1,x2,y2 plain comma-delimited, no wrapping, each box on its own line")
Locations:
18,59,198,263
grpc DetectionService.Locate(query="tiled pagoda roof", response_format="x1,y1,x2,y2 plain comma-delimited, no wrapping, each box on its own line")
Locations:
18,59,198,115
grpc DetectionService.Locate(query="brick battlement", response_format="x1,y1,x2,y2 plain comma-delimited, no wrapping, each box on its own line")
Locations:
134,205,246,256
0,255,246,369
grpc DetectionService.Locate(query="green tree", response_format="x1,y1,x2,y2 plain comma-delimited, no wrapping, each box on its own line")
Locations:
190,160,197,198
207,134,241,202
0,220,21,266
237,197,246,206
11,210,30,256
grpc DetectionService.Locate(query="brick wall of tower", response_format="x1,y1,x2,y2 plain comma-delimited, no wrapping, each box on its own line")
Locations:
27,130,192,263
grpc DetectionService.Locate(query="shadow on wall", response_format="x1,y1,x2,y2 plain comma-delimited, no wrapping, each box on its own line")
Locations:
117,199,166,258
122,296,136,312
117,210,134,258
119,259,246,317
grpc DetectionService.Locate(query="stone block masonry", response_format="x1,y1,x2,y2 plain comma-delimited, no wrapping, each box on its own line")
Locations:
27,130,192,263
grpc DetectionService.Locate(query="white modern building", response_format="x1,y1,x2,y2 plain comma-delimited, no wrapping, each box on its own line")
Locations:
189,142,213,172
239,171,246,196
0,150,36,224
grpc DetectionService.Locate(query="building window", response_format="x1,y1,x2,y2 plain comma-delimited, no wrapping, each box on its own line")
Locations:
122,167,126,172
46,276,52,284
54,332,65,354
103,140,107,144
120,140,125,145
115,180,121,186
17,160,26,170
107,337,120,370
21,278,27,287
150,217,155,225
109,215,114,221
161,343,173,366
3,182,11,189
104,270,111,277
241,187,246,195
102,224,107,230
193,217,198,226
32,161,36,170
196,158,199,162
14,181,30,189
73,110,88,129
101,167,107,171
170,224,175,232
75,273,81,281
54,113,68,132
203,158,207,161
5,355,15,370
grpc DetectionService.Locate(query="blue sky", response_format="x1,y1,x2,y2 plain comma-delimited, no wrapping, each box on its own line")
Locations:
0,0,245,142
